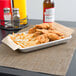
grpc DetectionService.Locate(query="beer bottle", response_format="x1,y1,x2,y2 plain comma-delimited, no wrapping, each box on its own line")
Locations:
43,0,55,23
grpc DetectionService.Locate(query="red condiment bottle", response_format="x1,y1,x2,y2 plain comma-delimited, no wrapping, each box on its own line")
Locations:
43,0,55,23
0,0,11,26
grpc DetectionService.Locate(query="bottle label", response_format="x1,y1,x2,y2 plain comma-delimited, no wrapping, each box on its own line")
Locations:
4,13,11,20
4,13,11,27
43,8,55,23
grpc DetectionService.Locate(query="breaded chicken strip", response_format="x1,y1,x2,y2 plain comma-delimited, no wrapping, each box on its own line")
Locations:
28,23,54,34
28,27,36,34
36,29,64,36
36,29,49,34
47,33,61,41
36,23,50,29
36,34,49,43
48,23,55,30
48,30,64,36
33,32,41,37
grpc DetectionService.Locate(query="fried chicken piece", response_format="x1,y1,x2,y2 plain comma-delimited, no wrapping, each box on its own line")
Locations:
47,33,61,41
48,30,64,36
49,27,55,30
36,23,50,29
36,34,49,43
48,23,55,30
28,27,36,34
36,29,49,34
28,23,55,34
33,32,41,37
60,35,65,39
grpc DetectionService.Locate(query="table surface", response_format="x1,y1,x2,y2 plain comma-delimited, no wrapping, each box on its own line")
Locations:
0,19,76,76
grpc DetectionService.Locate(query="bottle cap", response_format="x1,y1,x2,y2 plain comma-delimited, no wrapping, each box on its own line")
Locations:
13,8,19,15
13,8,19,11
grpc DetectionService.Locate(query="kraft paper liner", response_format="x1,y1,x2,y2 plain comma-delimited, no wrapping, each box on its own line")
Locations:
0,23,75,76
2,22,74,51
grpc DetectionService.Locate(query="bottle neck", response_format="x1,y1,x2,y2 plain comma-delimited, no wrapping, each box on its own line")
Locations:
44,0,51,3
44,0,54,3
44,0,54,8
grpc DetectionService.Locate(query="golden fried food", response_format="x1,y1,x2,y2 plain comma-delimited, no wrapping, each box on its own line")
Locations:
33,32,41,37
36,29,64,38
28,23,55,34
36,23,50,29
36,34,49,43
48,23,55,30
10,32,39,48
28,27,36,34
36,29,49,34
48,30,64,36
47,33,61,41
60,35,65,39
10,23,65,48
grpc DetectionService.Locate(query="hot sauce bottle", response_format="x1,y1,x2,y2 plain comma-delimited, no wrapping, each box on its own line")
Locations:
43,0,55,23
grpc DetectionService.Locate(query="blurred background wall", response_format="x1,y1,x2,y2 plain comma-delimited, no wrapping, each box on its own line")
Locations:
26,0,76,21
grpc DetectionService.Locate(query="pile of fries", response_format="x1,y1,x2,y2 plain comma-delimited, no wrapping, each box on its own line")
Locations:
9,23,64,48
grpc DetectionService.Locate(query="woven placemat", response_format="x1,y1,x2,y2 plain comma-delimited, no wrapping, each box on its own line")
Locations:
0,23,76,76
